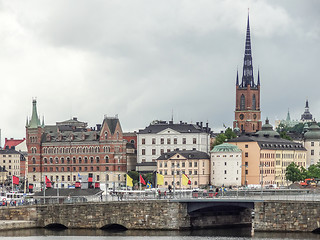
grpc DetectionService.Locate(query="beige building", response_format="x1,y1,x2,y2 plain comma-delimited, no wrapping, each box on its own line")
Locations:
229,119,306,186
157,150,210,189
0,148,22,183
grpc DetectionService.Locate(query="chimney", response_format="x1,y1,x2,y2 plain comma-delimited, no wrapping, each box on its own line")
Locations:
96,124,101,131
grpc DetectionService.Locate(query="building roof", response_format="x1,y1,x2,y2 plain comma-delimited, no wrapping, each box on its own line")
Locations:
157,150,209,160
138,121,210,134
0,148,22,155
228,134,306,151
27,99,42,129
304,122,320,140
255,118,280,138
301,99,313,121
211,143,242,153
4,138,25,149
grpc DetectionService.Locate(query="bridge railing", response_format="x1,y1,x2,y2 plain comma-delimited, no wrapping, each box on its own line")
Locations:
10,189,320,206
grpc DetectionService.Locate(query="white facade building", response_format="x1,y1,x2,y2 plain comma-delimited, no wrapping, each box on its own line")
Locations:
137,121,211,163
303,122,320,167
210,143,242,187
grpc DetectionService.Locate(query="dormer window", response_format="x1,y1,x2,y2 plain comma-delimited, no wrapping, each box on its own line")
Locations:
46,135,51,142
105,132,108,139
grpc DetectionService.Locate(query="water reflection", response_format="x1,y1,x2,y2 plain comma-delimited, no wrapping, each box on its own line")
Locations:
0,227,319,239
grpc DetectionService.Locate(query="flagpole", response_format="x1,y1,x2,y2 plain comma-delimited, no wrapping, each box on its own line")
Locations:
11,176,13,193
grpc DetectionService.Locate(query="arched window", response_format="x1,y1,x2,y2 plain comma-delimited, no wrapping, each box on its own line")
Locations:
105,156,109,163
252,94,256,110
240,94,245,110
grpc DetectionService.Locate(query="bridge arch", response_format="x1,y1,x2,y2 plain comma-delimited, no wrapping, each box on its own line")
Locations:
44,223,68,230
101,223,128,231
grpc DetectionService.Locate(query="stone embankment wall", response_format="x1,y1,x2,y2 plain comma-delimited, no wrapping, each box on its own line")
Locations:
36,201,190,230
254,201,320,232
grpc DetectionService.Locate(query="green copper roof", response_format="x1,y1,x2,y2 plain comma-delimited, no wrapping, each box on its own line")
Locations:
304,122,320,140
28,100,41,129
256,118,280,137
211,143,242,153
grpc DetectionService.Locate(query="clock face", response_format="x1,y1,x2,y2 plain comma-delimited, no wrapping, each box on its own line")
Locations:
239,114,244,120
253,114,257,119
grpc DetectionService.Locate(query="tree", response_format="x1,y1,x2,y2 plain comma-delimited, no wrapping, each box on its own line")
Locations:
211,128,236,148
306,163,320,179
279,131,292,141
285,163,303,183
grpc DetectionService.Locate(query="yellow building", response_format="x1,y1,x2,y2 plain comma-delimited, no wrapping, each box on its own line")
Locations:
157,150,210,189
229,119,306,187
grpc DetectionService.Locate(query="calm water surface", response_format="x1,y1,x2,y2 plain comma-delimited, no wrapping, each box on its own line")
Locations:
0,228,319,240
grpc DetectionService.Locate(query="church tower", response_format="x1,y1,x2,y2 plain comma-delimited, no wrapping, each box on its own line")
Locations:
233,14,261,133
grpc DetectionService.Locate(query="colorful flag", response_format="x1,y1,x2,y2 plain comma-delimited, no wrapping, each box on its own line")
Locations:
157,173,164,186
45,176,52,188
146,181,152,189
182,174,191,186
140,175,146,185
12,176,19,185
126,174,133,187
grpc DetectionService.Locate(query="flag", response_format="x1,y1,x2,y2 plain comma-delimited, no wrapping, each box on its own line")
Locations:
12,176,19,185
146,181,152,189
182,174,191,186
126,174,133,187
45,176,52,188
157,173,164,186
78,173,82,180
140,175,146,185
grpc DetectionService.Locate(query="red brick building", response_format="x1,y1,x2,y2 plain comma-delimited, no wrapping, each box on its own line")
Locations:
26,100,127,191
233,15,262,133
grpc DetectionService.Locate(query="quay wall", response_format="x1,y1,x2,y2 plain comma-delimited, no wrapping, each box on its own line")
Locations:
254,201,320,232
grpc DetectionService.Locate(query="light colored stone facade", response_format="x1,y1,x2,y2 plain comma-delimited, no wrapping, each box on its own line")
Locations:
137,121,211,164
210,143,242,187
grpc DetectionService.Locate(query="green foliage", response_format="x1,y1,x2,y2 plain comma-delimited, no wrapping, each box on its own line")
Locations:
285,163,303,183
279,131,292,141
212,127,236,148
286,162,320,183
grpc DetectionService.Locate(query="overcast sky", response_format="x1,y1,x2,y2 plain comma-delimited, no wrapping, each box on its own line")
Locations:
0,0,319,143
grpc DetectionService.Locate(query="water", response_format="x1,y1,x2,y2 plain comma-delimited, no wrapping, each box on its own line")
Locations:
0,228,320,240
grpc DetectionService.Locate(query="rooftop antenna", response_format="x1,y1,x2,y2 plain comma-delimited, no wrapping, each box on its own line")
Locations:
171,109,174,123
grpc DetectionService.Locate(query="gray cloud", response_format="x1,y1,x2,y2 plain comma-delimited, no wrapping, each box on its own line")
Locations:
0,0,319,142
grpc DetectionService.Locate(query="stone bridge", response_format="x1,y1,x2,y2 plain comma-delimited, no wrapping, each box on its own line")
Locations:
0,200,320,232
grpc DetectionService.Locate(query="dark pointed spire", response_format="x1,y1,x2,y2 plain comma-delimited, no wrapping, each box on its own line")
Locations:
240,13,255,88
236,69,239,85
305,99,309,108
257,69,260,86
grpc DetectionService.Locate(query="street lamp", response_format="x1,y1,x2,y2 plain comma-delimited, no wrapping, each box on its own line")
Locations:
260,163,269,194
240,164,248,187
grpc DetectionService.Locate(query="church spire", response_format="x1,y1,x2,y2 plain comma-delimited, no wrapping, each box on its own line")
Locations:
240,13,255,88
236,69,239,85
28,99,41,129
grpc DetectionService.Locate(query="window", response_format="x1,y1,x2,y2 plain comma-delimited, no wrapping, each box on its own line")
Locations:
167,138,171,144
182,162,185,167
105,156,109,163
311,142,314,146
182,138,186,144
245,161,248,166
105,132,108,139
240,94,245,110
252,94,256,110
224,170,227,174
245,144,248,148
194,162,198,167
245,152,248,157
142,149,146,155
142,138,145,144
193,138,196,144
152,149,156,155
174,138,177,144
160,149,164,155
152,138,156,144
224,162,227,166
245,169,248,175
161,138,164,144
311,150,314,156
194,170,197,175
189,162,192,167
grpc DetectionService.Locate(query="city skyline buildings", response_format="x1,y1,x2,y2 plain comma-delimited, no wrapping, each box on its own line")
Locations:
0,1,319,141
